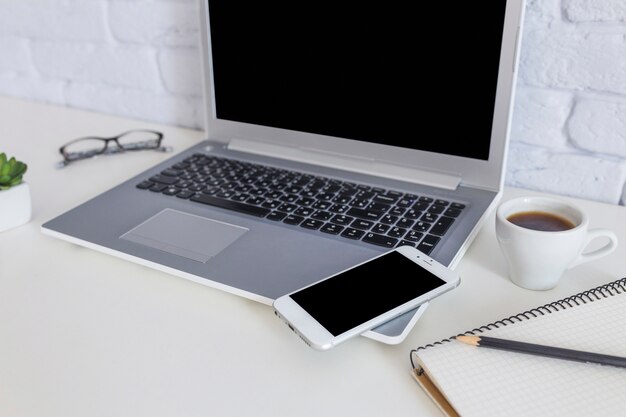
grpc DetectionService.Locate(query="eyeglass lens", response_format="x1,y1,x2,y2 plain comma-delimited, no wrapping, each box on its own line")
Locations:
62,138,108,160
115,131,162,150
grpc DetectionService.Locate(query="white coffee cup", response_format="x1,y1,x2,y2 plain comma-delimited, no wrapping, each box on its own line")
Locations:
495,196,618,290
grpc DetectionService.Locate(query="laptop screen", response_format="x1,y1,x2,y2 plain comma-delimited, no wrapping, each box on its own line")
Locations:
208,2,507,161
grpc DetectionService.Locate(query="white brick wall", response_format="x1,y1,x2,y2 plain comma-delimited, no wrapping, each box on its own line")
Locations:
511,0,626,204
1,0,626,205
0,0,205,128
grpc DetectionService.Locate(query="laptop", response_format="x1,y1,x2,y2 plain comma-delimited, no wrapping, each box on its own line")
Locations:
42,0,525,344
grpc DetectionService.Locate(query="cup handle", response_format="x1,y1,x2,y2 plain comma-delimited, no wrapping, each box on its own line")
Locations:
569,229,618,269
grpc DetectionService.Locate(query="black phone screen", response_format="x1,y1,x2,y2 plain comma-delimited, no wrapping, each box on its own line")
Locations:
289,251,447,336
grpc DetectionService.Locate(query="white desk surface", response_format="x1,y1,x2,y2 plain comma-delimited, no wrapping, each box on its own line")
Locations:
2,96,625,417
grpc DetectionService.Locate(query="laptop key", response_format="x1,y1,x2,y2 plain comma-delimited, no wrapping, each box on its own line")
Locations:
380,214,398,225
277,203,298,213
329,204,348,214
355,190,375,199
386,190,404,198
332,195,352,205
283,215,304,225
372,194,397,205
280,193,299,203
300,189,318,198
387,227,407,238
262,199,281,209
430,216,455,236
396,198,414,208
300,219,324,230
413,221,431,232
136,180,154,189
421,212,438,223
412,201,430,211
404,230,423,242
404,209,421,219
150,175,178,185
316,192,334,201
231,193,249,202
247,196,266,205
428,204,446,214
216,191,235,199
346,208,383,221
396,218,414,228
367,202,391,212
444,207,462,217
417,234,440,255
341,228,365,240
188,184,204,192
306,211,328,221
312,201,332,210
351,219,375,230
149,184,167,192
389,206,405,216
320,223,344,235
190,194,271,217
265,190,282,199
296,197,316,206
266,211,287,221
294,207,314,217
371,223,390,234
202,187,219,196
331,215,354,226
162,187,180,196
284,187,301,194
362,232,398,248
176,190,195,199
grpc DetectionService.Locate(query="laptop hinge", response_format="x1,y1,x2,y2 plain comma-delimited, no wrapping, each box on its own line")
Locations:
227,139,461,190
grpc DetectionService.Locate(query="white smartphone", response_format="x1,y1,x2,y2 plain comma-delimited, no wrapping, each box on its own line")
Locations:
273,245,461,350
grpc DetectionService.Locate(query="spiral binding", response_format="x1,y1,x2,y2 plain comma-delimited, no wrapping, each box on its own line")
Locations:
410,277,626,370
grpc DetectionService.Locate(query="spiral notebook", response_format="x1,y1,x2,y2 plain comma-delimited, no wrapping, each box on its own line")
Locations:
410,278,626,417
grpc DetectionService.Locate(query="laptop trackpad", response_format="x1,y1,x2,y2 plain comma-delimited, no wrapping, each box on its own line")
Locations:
120,209,248,263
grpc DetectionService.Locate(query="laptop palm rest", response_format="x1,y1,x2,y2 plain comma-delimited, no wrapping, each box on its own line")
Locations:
121,209,248,263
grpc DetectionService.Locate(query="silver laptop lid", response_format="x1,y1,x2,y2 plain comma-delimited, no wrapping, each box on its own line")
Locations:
198,1,524,191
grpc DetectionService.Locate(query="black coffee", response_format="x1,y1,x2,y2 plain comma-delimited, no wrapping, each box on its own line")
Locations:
507,211,576,232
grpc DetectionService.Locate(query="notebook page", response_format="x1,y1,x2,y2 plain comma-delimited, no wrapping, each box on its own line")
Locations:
416,294,626,417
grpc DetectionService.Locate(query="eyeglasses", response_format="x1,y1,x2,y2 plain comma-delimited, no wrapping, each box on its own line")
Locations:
56,130,172,168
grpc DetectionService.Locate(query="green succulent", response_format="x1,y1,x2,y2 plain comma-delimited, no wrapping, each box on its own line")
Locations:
0,153,28,191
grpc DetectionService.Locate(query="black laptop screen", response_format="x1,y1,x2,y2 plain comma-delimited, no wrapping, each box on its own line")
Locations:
208,2,508,161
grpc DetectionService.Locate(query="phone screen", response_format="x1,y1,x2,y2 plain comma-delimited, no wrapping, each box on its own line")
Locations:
289,251,446,336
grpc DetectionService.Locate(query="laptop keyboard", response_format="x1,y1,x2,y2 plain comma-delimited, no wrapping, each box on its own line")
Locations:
135,153,466,255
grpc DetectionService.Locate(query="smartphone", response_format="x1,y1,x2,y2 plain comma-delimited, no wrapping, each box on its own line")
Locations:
273,245,461,350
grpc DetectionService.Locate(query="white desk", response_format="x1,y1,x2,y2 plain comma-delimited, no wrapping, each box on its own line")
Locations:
2,96,625,417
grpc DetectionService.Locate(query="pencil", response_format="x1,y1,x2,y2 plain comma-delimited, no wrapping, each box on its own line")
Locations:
456,335,626,369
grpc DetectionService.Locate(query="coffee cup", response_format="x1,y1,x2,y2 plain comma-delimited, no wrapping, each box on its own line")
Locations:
495,196,618,290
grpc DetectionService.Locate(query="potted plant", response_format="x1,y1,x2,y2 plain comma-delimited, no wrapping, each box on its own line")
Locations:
0,153,31,232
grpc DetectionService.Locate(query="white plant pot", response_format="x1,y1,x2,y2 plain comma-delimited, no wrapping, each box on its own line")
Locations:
0,182,32,232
